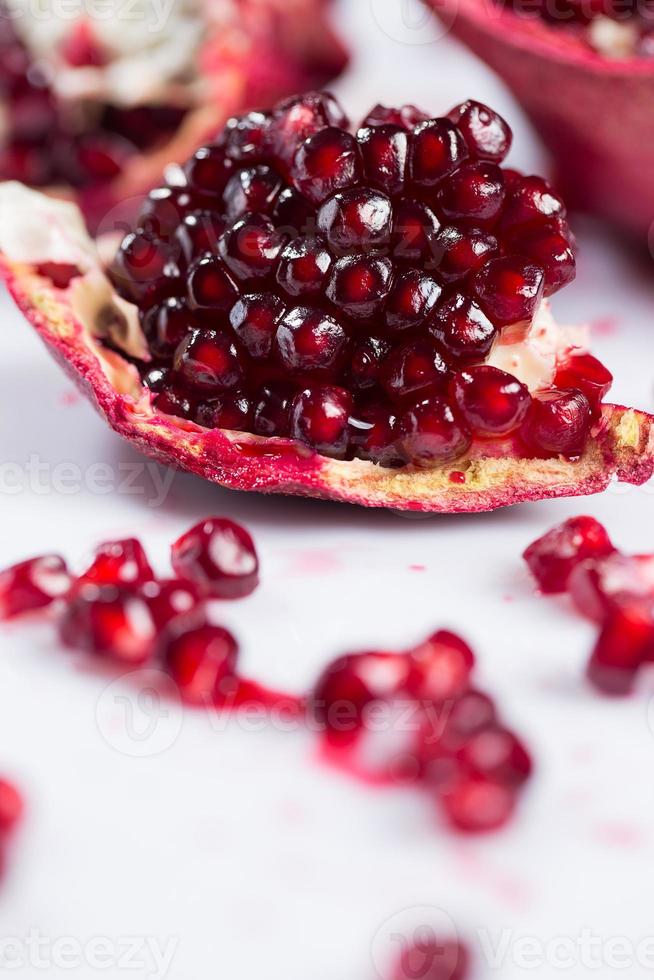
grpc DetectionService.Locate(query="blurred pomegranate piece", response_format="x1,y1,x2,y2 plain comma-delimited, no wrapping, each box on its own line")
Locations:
570,553,654,623
59,583,158,664
406,630,475,703
0,555,70,619
392,935,470,980
0,780,23,835
523,516,616,593
171,518,259,599
587,603,654,695
162,624,238,705
79,538,154,587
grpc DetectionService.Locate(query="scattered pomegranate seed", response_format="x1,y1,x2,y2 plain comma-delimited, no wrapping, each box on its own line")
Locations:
392,936,470,980
140,579,206,631
0,780,23,835
171,518,260,599
162,624,238,705
79,538,154,587
440,774,516,833
587,604,654,695
59,583,158,665
0,555,71,619
523,516,615,593
406,630,475,703
569,553,654,623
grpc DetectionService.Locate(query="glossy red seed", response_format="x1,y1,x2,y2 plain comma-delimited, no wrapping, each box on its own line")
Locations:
219,213,286,281
440,774,516,833
385,270,442,334
392,937,469,980
451,365,531,436
141,578,206,631
163,624,238,705
229,292,285,360
521,388,592,456
222,164,283,219
0,555,70,619
392,199,441,263
290,384,353,458
523,516,615,594
194,392,254,431
348,403,401,465
513,224,576,296
381,338,449,403
175,210,225,264
398,396,471,466
110,232,176,305
274,306,348,376
326,254,393,320
473,255,544,326
436,161,505,226
357,124,408,196
410,118,468,189
570,553,654,624
142,296,192,358
272,188,315,234
174,327,243,393
80,538,153,587
253,382,296,437
138,186,192,241
223,110,271,163
0,780,23,834
350,336,391,389
428,293,497,363
587,604,654,695
456,726,532,786
171,517,259,599
555,352,612,415
500,174,566,232
317,187,393,251
184,145,232,197
406,630,475,703
156,384,195,419
276,236,333,298
361,103,429,130
186,254,237,311
59,583,157,664
142,366,170,393
448,99,513,163
270,92,348,167
292,127,362,205
434,225,498,283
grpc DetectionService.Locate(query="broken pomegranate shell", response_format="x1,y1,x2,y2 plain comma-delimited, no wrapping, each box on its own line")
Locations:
2,91,654,513
422,0,654,238
0,0,347,228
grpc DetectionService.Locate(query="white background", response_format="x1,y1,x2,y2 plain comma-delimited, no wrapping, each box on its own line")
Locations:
2,1,654,977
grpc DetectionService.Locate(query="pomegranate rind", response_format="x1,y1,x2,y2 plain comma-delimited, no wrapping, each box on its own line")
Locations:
3,255,654,513
423,0,654,237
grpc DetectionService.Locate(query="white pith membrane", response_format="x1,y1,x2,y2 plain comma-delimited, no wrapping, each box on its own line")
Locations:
1,181,653,512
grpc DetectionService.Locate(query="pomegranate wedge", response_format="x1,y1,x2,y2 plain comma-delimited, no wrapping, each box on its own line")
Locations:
1,92,653,514
423,0,654,239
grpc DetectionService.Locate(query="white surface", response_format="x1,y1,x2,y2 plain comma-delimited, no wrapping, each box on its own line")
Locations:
2,2,654,978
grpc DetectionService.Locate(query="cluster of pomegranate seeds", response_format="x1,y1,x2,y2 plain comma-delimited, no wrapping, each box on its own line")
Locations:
391,936,470,980
525,517,654,694
311,629,532,832
504,0,654,57
0,13,186,189
109,91,606,469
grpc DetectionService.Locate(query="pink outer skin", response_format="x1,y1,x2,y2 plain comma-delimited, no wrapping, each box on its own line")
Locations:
3,256,654,513
424,0,654,239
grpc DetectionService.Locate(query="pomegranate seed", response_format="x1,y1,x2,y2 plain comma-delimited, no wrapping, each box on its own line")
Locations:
406,630,475,703
184,144,233,197
514,224,576,296
219,213,286,281
0,780,23,834
272,188,316,234
451,366,531,436
523,516,615,594
142,366,170,393
437,161,506,226
385,270,442,334
392,937,469,980
317,187,393,251
35,262,81,289
273,306,347,376
163,624,238,705
223,164,283,220
276,236,333,298
229,293,285,361
348,404,401,465
428,293,497,363
569,553,654,623
223,110,271,163
60,583,157,664
292,127,362,205
398,396,471,466
253,382,296,437
350,336,391,389
175,210,225,265
141,579,205,631
194,392,254,431
290,385,353,458
440,774,516,832
443,689,497,742
156,385,195,419
60,20,107,67
138,186,192,241
500,175,566,232
434,225,498,283
587,604,654,695
325,254,393,320
555,352,612,415
409,118,468,189
0,555,70,619
357,123,408,196
521,388,592,456
473,255,544,326
142,296,193,358
361,103,429,130
270,92,348,167
381,339,449,403
80,538,153,587
171,517,259,599
174,327,243,393
186,254,238,311
110,232,177,305
448,99,512,163
392,199,441,263
456,726,532,786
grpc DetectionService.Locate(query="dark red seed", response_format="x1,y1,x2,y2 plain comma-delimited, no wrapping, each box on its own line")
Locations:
350,336,391,389
163,624,238,705
194,392,254,431
223,110,271,163
555,352,612,415
409,118,468,189
521,388,592,457
171,517,259,599
186,254,238,310
357,124,408,196
587,604,654,696
500,175,566,232
138,186,192,241
381,338,449,403
142,366,170,393
398,396,471,466
59,583,157,664
0,555,70,619
229,292,285,360
361,103,429,130
348,403,401,465
174,327,243,393
428,293,497,363
276,235,333,298
512,224,576,296
448,99,513,163
142,296,193,358
392,199,441,264
325,254,394,320
434,225,498,283
222,164,283,219
274,306,348,376
141,578,205,632
406,629,475,702
175,210,225,264
110,232,177,305
290,384,353,458
270,92,348,167
272,188,316,235
219,213,286,281
440,774,516,833
253,382,296,437
79,538,153,587
292,127,362,205
451,366,531,436
473,256,545,326
569,553,654,624
184,144,232,197
317,187,393,251
523,516,615,594
156,384,195,419
456,726,532,786
393,937,469,980
436,161,505,226
385,269,442,334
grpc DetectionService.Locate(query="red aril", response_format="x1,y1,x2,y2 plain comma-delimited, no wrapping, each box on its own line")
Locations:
0,555,71,619
162,624,238,705
171,518,259,599
523,516,616,594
